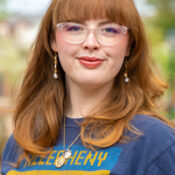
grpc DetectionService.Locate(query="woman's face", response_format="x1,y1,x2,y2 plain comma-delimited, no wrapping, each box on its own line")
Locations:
51,19,130,89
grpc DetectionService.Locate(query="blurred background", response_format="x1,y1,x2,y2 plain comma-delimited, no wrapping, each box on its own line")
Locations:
0,0,175,165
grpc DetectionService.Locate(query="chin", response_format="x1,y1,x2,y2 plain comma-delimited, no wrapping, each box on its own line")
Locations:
75,78,110,89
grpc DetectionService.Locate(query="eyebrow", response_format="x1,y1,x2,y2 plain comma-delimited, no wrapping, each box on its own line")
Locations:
98,20,114,25
64,19,115,26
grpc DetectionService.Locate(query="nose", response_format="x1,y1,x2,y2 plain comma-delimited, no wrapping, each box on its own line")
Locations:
82,32,101,51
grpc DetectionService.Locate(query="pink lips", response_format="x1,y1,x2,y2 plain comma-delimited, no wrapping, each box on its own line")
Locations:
78,56,104,68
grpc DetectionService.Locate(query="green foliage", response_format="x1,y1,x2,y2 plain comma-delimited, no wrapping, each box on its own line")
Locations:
0,36,27,86
147,0,175,31
0,0,6,4
145,0,175,118
147,0,175,11
153,15,175,34
144,21,170,78
0,0,9,19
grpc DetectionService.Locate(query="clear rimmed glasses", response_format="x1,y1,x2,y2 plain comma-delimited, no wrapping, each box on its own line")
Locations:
56,22,128,46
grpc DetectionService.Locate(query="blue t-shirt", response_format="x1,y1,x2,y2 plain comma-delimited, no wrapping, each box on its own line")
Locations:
1,114,175,175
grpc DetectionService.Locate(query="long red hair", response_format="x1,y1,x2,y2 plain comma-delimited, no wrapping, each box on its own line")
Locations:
13,0,174,164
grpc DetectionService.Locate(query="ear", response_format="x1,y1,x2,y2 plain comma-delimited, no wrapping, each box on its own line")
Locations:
125,46,130,57
126,35,134,57
50,31,57,52
51,39,57,52
125,39,131,57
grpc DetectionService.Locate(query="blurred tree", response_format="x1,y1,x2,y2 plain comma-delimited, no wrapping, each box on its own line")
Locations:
0,37,26,87
147,0,175,33
0,0,5,5
0,0,8,19
146,0,175,118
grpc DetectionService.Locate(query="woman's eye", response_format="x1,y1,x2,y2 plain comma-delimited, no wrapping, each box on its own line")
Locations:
66,25,82,32
103,27,120,34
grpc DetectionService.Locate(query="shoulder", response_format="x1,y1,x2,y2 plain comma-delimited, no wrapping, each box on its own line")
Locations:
130,114,175,147
131,114,175,140
130,114,175,174
1,135,21,174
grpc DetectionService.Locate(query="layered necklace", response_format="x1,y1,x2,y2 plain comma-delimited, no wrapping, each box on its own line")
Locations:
55,117,81,168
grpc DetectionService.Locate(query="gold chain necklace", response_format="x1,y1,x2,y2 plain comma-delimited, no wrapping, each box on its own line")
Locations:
55,117,81,168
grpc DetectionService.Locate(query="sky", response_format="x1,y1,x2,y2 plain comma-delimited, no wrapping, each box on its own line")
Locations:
6,0,155,16
6,0,52,15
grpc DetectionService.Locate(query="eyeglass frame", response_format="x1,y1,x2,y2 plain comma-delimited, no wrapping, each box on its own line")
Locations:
55,22,129,46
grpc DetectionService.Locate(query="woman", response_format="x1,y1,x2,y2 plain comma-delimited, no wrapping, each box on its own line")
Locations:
1,0,175,174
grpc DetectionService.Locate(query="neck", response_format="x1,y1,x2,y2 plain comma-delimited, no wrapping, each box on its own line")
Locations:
65,78,113,119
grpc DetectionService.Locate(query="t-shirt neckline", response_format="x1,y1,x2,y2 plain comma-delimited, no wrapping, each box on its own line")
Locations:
65,116,84,128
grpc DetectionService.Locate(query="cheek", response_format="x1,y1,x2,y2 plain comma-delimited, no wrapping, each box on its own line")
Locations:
54,33,79,72
105,36,129,74
106,35,129,61
112,35,129,56
55,32,79,58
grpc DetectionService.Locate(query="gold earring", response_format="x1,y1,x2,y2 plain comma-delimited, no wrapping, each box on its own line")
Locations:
124,61,130,83
53,53,58,79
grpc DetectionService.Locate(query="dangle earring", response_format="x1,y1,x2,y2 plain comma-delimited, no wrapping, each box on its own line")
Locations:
124,61,130,83
53,53,58,79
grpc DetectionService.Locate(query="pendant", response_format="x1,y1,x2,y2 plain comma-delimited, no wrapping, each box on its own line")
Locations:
55,155,66,168
64,149,72,159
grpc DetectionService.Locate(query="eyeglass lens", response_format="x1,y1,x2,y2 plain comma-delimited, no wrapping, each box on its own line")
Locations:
58,23,127,45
